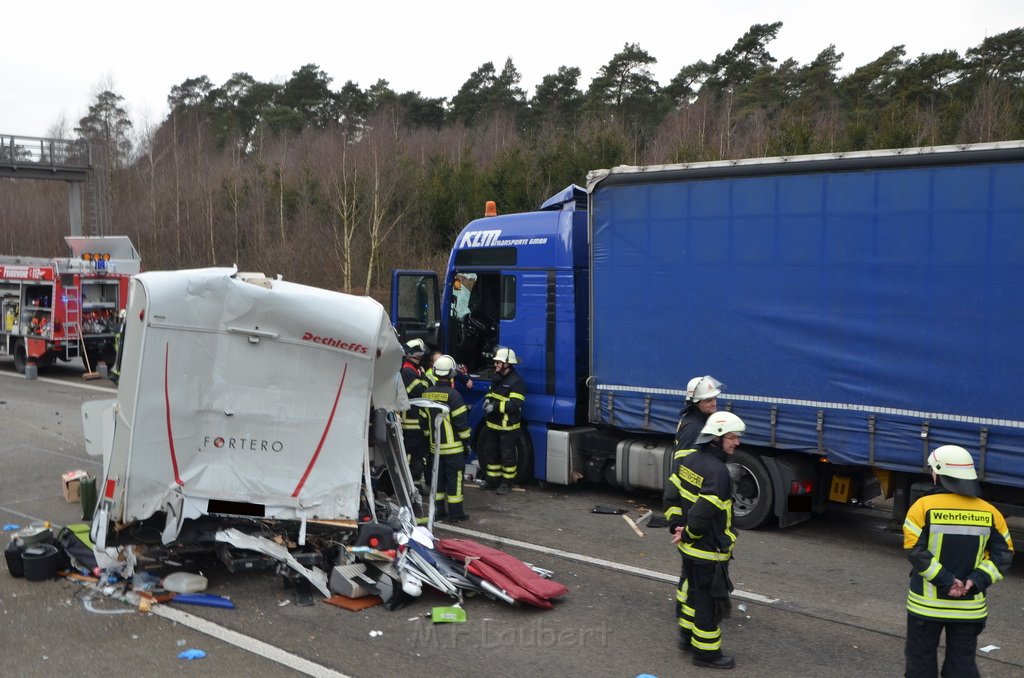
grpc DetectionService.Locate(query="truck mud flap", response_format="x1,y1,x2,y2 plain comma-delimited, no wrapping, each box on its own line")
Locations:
762,453,817,528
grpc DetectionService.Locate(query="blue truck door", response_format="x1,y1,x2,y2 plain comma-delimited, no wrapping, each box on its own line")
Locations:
390,270,439,347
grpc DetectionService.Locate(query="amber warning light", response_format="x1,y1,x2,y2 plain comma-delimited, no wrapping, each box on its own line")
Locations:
484,200,497,217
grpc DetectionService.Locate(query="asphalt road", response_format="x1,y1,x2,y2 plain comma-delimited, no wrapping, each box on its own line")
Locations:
2,359,1023,678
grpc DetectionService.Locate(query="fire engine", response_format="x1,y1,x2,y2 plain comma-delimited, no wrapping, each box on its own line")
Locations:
0,236,141,374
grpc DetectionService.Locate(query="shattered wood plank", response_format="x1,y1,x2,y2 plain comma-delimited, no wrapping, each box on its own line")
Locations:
622,514,645,538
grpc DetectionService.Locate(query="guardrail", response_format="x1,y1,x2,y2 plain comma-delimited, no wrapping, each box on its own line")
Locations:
0,134,90,170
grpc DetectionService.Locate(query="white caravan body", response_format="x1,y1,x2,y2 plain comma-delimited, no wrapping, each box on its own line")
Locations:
88,267,405,545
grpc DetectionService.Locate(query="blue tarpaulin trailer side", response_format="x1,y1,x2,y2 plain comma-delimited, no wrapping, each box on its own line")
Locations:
588,143,1024,489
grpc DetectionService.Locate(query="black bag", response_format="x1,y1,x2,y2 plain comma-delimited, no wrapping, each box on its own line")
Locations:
56,523,98,573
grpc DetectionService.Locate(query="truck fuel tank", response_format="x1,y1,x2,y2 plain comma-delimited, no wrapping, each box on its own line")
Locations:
616,439,673,492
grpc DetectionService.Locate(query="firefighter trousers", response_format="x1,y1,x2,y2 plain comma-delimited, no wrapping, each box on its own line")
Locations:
434,452,466,518
904,614,984,678
682,558,725,659
479,427,520,486
403,429,429,483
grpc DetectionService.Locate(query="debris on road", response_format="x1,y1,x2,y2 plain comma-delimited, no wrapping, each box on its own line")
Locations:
622,514,645,538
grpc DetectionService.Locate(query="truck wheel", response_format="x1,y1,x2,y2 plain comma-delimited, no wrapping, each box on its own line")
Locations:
12,340,27,374
514,431,534,485
729,449,773,530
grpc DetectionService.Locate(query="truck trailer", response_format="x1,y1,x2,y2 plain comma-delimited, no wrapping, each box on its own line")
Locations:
0,235,140,373
392,140,1024,529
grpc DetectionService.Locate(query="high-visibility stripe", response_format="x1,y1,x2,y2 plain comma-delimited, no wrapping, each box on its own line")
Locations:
978,560,1002,583
920,560,942,581
485,421,522,431
680,544,731,561
668,475,697,504
907,590,987,620
698,493,731,511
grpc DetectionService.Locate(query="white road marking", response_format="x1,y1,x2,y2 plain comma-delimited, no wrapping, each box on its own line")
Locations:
436,523,781,605
149,604,351,678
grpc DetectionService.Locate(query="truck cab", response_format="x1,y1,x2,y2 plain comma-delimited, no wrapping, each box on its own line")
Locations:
392,186,589,484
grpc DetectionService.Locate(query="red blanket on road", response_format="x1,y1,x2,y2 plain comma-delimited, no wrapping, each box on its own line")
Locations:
436,538,568,609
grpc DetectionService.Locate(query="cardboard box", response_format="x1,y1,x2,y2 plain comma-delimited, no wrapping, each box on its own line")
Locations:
62,470,89,503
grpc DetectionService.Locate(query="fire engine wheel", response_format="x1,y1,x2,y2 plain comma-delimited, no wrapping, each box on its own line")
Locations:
12,340,27,374
729,448,773,530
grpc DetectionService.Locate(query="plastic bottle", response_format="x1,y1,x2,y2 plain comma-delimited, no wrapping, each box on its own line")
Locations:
162,572,208,593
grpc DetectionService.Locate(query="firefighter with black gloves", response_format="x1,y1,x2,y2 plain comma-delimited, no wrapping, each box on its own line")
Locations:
418,355,471,522
400,339,430,483
903,445,1014,678
478,346,526,495
667,411,745,670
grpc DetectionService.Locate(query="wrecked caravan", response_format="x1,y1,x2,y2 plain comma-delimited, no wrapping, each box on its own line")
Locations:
83,267,408,549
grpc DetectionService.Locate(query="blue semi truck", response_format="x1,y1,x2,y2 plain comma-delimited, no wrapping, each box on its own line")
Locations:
392,141,1024,529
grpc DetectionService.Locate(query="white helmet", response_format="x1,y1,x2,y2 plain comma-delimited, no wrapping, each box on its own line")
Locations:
432,354,457,378
404,338,427,357
493,347,518,365
928,445,981,497
696,411,746,444
686,375,723,403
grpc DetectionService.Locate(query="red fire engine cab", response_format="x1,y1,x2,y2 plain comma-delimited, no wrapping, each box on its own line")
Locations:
1,236,141,374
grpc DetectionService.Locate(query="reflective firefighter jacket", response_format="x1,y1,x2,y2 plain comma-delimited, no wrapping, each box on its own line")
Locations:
903,488,1014,621
664,407,710,504
672,405,707,452
666,444,736,562
400,359,427,431
484,367,525,432
418,381,472,455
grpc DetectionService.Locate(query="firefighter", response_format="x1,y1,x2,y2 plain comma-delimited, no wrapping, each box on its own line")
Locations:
663,375,724,643
419,354,472,522
674,376,724,450
425,350,474,390
665,375,724,514
478,346,526,494
667,411,745,670
400,339,430,483
903,445,1014,678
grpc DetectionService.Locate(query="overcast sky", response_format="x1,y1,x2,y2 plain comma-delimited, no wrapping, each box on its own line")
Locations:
3,0,1022,139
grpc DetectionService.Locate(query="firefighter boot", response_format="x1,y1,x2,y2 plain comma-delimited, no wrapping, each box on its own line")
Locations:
495,482,511,495
678,632,692,653
692,653,735,670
